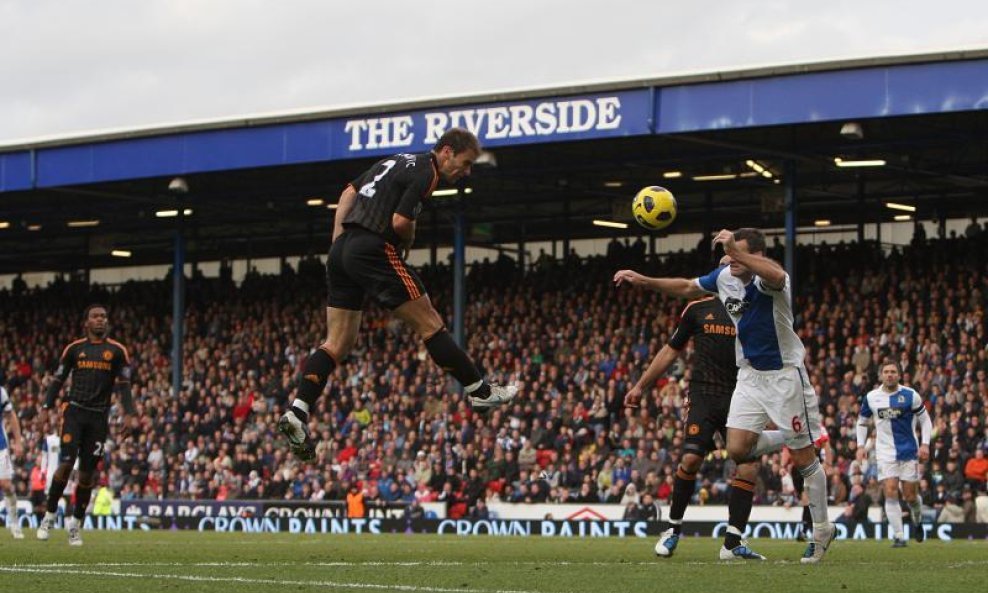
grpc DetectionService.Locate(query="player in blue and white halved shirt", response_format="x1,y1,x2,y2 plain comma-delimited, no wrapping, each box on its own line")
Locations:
1,385,25,539
614,227,835,563
856,361,932,547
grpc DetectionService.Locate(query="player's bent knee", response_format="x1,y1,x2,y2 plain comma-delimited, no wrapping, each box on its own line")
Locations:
680,452,704,474
54,464,74,482
726,444,751,464
735,461,760,480
320,339,352,361
789,446,817,468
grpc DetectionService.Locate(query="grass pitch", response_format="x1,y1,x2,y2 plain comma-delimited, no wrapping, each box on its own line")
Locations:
0,530,984,593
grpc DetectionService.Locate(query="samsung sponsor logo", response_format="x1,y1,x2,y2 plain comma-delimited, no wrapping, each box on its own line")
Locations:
343,97,623,151
77,360,112,371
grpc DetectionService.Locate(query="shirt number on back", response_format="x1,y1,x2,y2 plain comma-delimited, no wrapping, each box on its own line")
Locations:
358,160,396,197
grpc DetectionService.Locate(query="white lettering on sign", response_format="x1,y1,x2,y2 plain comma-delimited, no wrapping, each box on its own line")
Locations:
345,97,625,151
345,116,415,150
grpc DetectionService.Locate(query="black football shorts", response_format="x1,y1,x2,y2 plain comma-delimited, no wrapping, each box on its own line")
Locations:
682,391,732,457
59,404,109,472
327,227,426,310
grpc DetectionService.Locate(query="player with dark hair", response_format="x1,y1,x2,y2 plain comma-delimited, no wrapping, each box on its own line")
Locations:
624,256,782,560
37,304,135,545
279,128,516,461
615,227,836,563
857,361,931,547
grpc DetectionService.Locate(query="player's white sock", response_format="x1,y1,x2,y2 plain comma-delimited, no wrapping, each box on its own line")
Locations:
885,498,904,539
908,496,923,525
749,430,786,458
4,494,16,526
798,459,829,528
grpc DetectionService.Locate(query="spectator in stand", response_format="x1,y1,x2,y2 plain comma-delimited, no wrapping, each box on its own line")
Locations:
964,448,988,488
346,483,365,518
938,493,966,523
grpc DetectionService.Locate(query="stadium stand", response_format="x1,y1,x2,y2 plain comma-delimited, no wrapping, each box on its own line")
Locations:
1,231,985,521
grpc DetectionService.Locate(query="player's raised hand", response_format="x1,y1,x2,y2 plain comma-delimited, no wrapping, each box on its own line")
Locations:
613,269,646,288
712,229,737,255
623,385,643,409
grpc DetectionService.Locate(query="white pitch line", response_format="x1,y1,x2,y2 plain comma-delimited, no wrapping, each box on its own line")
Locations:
11,558,988,571
11,560,645,569
0,566,543,593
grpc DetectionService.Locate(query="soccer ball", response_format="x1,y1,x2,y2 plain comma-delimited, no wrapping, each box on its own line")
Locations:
631,186,677,230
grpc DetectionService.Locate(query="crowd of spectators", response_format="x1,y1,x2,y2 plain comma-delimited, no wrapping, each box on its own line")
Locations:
1,229,986,524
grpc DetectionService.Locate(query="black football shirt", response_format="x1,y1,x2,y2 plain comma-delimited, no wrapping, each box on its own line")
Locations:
344,152,439,246
668,296,738,396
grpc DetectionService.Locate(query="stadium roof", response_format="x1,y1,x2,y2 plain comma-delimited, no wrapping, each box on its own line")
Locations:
2,49,987,274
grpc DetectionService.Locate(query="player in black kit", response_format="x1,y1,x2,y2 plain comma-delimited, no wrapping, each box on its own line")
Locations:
279,128,517,461
37,304,135,545
621,262,781,560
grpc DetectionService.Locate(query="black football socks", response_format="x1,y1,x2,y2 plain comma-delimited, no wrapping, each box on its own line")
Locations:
424,329,490,398
46,478,68,514
725,478,755,549
291,348,337,422
668,466,697,535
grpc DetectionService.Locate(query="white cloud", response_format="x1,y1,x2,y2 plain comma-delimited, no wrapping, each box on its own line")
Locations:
1,0,987,142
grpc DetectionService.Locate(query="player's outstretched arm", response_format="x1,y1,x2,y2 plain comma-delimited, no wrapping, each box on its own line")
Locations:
613,270,706,299
624,344,681,408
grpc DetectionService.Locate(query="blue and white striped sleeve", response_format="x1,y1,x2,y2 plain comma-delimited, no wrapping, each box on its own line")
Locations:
859,394,873,418
910,390,926,415
695,266,724,294
754,272,789,294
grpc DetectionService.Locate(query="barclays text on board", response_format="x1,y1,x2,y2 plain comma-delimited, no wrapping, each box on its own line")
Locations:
340,92,651,154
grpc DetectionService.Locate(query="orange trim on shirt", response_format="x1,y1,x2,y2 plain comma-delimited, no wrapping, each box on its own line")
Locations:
106,338,131,365
426,158,439,198
679,295,716,318
60,338,86,360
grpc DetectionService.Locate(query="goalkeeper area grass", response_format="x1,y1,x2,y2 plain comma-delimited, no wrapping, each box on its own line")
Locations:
0,531,985,593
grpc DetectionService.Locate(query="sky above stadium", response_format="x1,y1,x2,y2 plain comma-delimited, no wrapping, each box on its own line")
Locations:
2,0,988,143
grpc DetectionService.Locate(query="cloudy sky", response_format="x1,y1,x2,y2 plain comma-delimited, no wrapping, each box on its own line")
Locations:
2,0,987,143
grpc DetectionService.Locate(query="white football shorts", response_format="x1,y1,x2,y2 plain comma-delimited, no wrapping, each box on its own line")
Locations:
877,459,920,482
726,365,823,450
0,449,12,481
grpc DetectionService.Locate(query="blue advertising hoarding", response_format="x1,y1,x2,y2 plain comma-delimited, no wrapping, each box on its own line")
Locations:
3,57,988,191
20,89,653,189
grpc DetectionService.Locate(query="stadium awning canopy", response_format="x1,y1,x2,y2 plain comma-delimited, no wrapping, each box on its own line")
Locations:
2,50,987,274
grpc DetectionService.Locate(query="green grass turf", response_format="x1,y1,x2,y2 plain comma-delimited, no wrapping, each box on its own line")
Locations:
0,530,985,593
